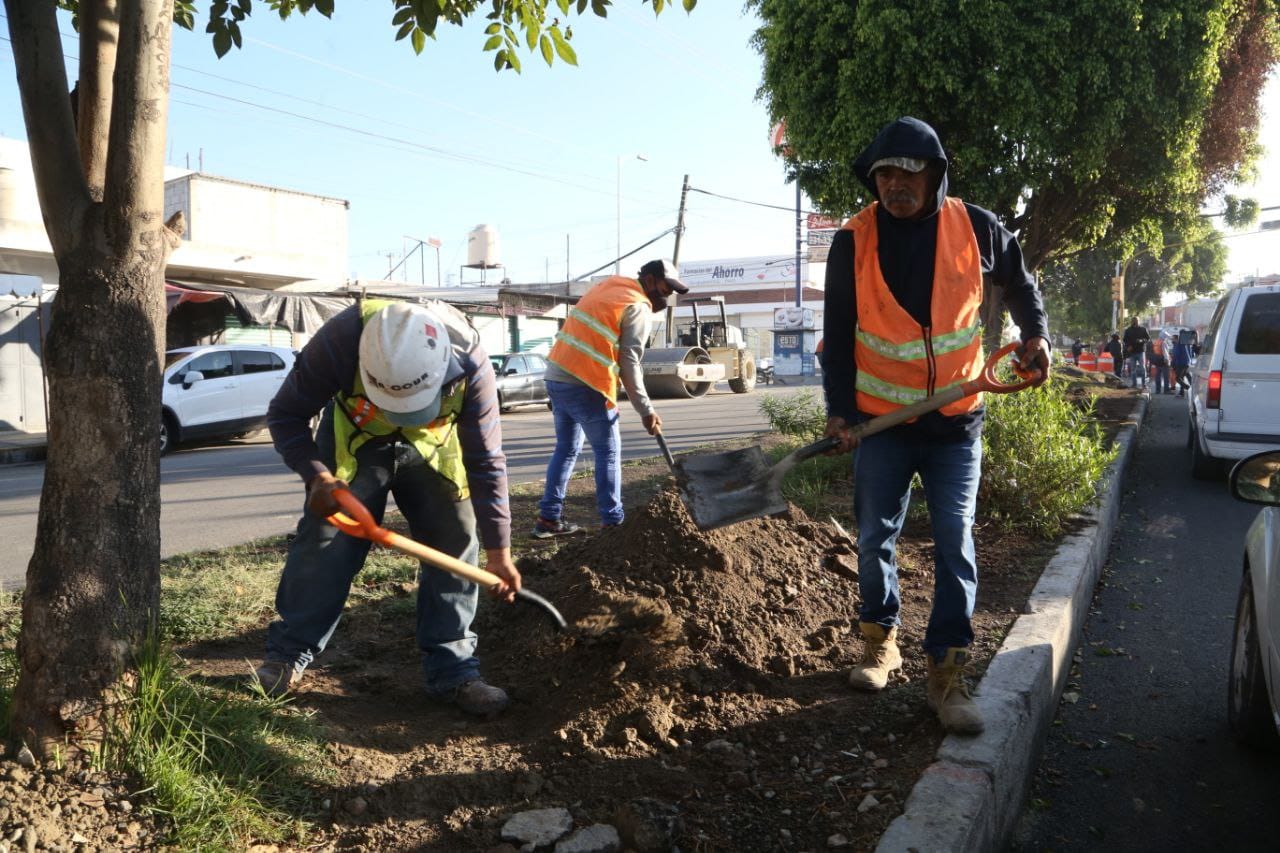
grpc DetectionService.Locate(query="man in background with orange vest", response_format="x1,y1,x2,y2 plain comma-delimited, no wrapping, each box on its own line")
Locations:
534,259,689,536
822,117,1050,735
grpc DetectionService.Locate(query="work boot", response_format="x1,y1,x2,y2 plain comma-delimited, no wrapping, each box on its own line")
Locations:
253,659,301,698
438,678,510,717
926,648,984,735
848,623,903,692
531,517,582,539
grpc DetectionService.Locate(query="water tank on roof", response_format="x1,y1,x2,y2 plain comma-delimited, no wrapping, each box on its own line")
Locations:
466,224,501,268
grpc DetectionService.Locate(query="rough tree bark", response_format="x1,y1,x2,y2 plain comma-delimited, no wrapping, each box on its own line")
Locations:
5,0,183,754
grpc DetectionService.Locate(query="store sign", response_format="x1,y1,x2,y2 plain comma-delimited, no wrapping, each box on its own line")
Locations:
807,245,830,264
807,213,841,230
807,229,835,247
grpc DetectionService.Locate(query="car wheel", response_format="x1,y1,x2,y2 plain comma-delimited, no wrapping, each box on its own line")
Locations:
1228,570,1280,750
1189,423,1221,480
159,413,177,456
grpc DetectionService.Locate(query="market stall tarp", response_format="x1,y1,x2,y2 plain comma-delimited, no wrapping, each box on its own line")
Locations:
165,281,354,347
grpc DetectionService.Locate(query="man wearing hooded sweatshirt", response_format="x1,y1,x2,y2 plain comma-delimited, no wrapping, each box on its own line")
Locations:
822,117,1050,735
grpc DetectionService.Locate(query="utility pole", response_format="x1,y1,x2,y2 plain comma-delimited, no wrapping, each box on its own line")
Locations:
666,174,691,347
794,180,802,308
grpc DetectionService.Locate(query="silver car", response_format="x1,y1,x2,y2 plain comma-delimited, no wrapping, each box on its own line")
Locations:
490,352,552,413
1228,449,1280,749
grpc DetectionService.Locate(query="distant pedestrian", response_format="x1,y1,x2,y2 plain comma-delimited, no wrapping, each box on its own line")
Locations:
1171,336,1193,396
1122,317,1150,388
1148,337,1169,394
1071,339,1084,366
1105,334,1123,376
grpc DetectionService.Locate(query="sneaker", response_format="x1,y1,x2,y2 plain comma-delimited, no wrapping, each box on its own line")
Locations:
531,517,582,539
439,678,510,717
253,659,301,698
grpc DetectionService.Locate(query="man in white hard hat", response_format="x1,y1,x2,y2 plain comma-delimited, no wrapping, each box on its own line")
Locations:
258,299,520,717
534,258,688,536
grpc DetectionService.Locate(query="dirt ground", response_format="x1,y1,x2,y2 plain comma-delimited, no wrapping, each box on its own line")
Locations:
0,375,1141,852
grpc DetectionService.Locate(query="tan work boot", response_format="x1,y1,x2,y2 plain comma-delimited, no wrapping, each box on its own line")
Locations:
926,648,984,735
848,622,903,691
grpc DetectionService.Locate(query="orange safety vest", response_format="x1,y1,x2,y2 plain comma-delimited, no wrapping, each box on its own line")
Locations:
548,276,650,408
841,197,984,418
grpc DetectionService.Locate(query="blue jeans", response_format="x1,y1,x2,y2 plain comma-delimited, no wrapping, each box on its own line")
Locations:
853,429,982,661
1152,363,1168,393
1126,353,1146,386
266,406,481,693
539,380,623,526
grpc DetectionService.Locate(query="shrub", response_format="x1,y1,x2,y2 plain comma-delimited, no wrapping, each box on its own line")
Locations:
981,376,1116,537
758,390,827,441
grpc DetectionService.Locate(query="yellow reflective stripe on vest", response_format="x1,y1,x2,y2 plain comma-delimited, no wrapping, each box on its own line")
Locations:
568,306,620,344
856,328,928,361
928,321,982,356
857,372,970,407
553,329,622,373
856,319,980,363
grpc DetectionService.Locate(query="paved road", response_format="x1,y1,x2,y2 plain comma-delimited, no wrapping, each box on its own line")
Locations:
0,383,813,589
1011,391,1280,851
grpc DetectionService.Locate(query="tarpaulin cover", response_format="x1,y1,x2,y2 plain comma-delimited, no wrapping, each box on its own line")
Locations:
164,281,354,347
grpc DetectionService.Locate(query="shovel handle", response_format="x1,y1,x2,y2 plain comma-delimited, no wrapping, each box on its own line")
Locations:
654,431,678,472
327,488,504,590
848,341,1040,443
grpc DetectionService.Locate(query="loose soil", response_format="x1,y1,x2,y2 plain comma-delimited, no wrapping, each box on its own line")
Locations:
0,373,1142,852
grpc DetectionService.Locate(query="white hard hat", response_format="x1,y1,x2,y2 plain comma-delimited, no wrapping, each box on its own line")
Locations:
359,303,451,426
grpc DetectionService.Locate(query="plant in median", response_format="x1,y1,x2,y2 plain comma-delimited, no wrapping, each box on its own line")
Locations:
981,376,1116,538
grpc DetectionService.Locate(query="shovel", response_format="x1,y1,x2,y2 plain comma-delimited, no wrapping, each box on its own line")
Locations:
673,341,1042,529
326,488,568,631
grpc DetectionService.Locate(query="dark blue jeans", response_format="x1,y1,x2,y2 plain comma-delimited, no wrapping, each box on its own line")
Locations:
539,380,623,526
266,407,481,693
853,428,982,661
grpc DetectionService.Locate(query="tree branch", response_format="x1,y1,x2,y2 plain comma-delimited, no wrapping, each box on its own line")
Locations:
3,0,92,255
78,0,120,201
104,0,172,260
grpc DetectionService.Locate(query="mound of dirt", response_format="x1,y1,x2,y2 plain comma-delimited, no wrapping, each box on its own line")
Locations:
475,487,862,758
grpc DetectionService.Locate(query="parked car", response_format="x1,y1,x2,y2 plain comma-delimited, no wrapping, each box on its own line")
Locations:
161,345,296,454
490,352,551,412
1187,282,1280,479
1227,449,1280,749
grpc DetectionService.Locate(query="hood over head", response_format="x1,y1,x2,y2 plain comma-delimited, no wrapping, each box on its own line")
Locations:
853,116,949,214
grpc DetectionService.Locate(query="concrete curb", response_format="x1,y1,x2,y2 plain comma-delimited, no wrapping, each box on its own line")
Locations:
877,395,1149,853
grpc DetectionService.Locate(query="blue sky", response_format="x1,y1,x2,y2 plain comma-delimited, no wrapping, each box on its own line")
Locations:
0,4,1275,287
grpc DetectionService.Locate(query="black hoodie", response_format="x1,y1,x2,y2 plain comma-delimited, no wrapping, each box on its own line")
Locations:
822,116,1049,441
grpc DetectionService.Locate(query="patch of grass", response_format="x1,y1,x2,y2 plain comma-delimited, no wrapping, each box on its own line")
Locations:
104,638,331,849
0,590,19,738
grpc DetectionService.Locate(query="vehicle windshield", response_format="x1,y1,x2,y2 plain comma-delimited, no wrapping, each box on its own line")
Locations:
164,351,191,369
489,355,506,372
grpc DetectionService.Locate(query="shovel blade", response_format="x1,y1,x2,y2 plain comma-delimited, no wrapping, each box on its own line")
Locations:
675,445,788,530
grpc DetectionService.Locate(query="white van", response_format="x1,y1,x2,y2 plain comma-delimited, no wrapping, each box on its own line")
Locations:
1187,282,1280,479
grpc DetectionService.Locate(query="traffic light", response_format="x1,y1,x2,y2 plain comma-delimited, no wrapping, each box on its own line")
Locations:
1110,276,1124,301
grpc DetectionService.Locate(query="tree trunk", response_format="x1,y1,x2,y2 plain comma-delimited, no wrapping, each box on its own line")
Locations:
5,0,179,755
12,245,167,751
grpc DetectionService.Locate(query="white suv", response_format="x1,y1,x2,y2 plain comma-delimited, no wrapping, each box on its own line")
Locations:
161,345,296,454
1187,282,1280,479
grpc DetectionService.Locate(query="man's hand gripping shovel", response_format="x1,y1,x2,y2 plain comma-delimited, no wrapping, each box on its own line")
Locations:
326,488,567,631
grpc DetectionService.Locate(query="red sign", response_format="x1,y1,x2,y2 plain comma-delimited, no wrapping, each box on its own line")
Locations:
807,213,840,230
770,121,789,156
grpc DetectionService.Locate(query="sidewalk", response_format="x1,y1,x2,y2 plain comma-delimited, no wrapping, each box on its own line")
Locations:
0,430,46,466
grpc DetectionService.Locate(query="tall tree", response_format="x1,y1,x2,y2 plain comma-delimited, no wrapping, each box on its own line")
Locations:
4,0,693,756
750,0,1278,271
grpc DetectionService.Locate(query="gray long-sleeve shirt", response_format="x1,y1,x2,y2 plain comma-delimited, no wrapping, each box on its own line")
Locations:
267,302,511,549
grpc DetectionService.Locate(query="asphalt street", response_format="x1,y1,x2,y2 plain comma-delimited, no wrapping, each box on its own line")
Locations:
0,383,811,589
1010,391,1280,851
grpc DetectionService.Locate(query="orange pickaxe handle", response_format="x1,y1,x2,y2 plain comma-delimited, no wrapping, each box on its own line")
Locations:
326,488,505,590
848,340,1041,442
